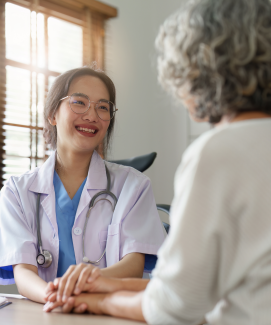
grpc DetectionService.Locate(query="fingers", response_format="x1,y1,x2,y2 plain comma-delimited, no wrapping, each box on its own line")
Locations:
44,281,54,295
53,278,60,289
62,297,87,314
61,263,93,302
62,297,75,313
43,300,64,313
73,265,95,296
47,292,57,302
87,267,101,283
57,265,76,302
44,282,56,302
84,276,121,294
73,303,88,314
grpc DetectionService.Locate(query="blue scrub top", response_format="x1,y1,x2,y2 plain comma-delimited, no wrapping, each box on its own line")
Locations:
53,171,87,277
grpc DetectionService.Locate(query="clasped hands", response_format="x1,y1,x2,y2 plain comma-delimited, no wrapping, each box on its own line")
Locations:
43,263,120,314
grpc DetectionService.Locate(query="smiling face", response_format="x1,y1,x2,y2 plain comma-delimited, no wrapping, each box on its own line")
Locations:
50,75,111,155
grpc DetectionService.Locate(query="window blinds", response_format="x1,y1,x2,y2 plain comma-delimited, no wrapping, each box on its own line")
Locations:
0,0,117,186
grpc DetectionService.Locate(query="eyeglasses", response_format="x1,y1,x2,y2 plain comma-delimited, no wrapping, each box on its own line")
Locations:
59,93,118,121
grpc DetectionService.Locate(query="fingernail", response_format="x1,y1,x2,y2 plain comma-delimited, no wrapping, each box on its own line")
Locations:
43,302,49,311
57,294,61,301
74,288,80,295
62,295,67,302
87,277,92,283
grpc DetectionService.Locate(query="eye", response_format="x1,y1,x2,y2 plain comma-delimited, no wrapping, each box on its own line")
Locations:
72,100,85,106
98,104,109,111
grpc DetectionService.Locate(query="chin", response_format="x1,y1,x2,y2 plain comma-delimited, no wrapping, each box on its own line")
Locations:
72,141,98,153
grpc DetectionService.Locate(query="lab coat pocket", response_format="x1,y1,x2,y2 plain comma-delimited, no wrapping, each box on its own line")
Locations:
98,230,108,252
106,223,120,267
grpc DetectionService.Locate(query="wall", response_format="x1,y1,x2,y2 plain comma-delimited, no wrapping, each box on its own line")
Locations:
103,0,185,210
102,0,209,212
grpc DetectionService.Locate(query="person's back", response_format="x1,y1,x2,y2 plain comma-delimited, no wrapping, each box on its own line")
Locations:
149,118,271,324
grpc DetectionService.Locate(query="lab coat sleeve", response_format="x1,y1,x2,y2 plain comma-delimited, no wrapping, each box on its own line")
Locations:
118,176,165,263
0,180,38,285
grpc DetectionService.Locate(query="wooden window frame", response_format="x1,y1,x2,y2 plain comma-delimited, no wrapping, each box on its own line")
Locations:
0,0,117,185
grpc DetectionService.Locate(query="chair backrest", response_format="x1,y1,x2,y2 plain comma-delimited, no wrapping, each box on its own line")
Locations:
157,204,170,234
109,152,171,236
108,152,157,173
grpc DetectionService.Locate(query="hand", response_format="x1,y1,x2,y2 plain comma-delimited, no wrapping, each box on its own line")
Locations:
43,293,106,314
53,263,97,303
84,274,123,294
44,291,146,322
44,281,57,302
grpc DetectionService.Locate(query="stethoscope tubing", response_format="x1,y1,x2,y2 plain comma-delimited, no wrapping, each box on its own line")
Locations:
82,165,118,264
36,193,43,255
36,163,117,267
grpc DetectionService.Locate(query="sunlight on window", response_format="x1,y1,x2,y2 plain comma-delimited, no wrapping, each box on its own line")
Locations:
48,17,83,73
5,66,31,126
37,14,45,68
5,3,30,64
4,2,84,179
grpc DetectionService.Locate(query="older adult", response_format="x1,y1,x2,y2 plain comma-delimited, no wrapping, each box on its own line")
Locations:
44,0,271,324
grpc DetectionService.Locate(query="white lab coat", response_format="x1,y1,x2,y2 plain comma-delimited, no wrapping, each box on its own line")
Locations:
0,151,165,284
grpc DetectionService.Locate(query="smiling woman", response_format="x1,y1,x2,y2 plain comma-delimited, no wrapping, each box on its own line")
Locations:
43,66,117,158
0,66,165,304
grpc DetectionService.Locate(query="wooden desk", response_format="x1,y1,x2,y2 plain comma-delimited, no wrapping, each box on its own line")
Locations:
1,297,143,325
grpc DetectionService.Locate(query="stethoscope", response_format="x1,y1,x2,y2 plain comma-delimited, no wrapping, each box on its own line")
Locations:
36,164,118,268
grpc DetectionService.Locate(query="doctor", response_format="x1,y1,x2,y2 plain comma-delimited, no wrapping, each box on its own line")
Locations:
0,66,165,303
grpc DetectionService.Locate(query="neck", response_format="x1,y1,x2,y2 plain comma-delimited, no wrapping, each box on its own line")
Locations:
55,147,94,180
217,111,271,126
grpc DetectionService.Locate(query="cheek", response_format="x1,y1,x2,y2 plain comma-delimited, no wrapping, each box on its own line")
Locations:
100,121,110,135
55,108,76,134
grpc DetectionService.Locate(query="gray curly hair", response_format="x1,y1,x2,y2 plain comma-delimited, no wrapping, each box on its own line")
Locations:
156,0,271,123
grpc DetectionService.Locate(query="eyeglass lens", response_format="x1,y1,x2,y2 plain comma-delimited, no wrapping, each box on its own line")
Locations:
70,94,115,120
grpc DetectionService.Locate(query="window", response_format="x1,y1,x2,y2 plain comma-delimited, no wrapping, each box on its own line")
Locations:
0,0,117,185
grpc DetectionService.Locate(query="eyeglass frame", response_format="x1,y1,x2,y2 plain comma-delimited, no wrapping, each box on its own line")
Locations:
59,93,118,121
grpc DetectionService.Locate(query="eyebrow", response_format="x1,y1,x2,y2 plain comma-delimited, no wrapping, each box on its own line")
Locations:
72,93,109,102
72,92,88,97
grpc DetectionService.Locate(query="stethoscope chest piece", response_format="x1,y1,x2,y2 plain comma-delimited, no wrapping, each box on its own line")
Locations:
37,250,53,268
35,193,53,268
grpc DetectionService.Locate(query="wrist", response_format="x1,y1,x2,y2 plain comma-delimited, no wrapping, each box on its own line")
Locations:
98,293,110,315
121,278,130,291
116,278,126,291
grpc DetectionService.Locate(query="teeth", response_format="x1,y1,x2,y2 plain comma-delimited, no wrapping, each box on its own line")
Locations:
77,127,96,133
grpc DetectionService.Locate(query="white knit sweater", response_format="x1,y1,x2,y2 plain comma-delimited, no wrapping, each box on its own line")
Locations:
143,119,271,325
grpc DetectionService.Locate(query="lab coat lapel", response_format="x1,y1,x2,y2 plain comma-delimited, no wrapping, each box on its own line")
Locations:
75,151,107,221
29,151,58,232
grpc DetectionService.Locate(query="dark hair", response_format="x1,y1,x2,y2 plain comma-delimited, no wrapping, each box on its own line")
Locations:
43,65,116,157
156,0,271,123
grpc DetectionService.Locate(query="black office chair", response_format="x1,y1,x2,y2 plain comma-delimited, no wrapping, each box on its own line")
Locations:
109,152,157,173
109,152,170,234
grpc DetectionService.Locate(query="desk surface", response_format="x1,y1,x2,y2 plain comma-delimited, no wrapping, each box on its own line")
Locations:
1,297,144,325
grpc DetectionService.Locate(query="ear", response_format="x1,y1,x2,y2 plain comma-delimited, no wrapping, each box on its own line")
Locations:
48,115,57,126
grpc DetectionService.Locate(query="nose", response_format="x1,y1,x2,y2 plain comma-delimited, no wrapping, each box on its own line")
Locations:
82,102,99,122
